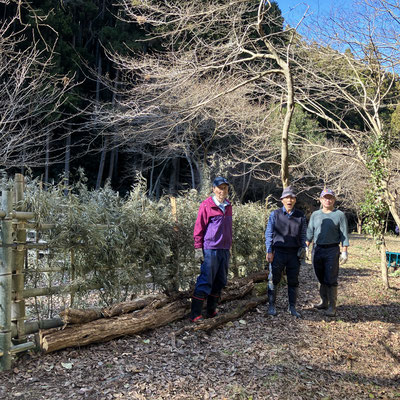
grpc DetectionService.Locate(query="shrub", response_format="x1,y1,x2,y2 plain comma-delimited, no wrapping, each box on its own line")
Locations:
19,174,269,306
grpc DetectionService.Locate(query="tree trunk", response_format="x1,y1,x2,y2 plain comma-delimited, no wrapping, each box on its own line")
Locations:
96,137,108,190
44,133,51,187
257,0,295,188
357,215,362,234
150,160,168,199
168,158,179,195
64,133,71,196
95,41,105,190
385,187,400,232
107,70,120,184
149,156,155,195
380,239,389,289
185,151,195,189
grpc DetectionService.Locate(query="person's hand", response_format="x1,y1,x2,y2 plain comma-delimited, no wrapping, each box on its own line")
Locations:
266,252,274,263
195,248,204,263
340,251,348,264
297,247,306,260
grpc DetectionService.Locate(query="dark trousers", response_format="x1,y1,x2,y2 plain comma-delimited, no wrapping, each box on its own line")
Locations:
269,248,300,290
194,249,230,297
312,245,340,287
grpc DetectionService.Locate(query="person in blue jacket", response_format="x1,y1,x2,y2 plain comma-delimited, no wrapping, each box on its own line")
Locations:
265,186,307,318
190,177,233,322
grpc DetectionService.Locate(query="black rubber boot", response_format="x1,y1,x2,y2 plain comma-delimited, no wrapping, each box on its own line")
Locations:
190,294,205,322
268,288,277,316
314,284,328,310
325,286,337,317
287,286,302,318
206,294,219,318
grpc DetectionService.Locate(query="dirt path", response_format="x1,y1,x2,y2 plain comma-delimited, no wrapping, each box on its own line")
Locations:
1,235,399,399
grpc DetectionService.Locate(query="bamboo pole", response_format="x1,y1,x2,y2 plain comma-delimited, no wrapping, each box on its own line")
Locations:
11,317,64,338
22,282,103,298
0,189,13,371
168,197,180,293
12,174,27,344
70,249,76,306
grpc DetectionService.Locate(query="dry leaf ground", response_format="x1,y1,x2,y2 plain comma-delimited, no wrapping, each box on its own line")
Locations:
1,234,399,400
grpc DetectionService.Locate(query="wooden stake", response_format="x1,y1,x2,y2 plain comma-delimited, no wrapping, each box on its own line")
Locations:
0,189,13,371
13,174,27,344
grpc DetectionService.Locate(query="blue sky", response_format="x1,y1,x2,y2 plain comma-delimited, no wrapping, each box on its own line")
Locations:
274,0,347,27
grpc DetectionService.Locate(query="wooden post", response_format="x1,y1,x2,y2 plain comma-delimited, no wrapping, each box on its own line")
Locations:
0,188,14,370
12,174,27,344
168,197,180,293
70,249,76,307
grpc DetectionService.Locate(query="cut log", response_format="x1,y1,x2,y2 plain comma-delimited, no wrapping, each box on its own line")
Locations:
40,273,267,353
102,294,168,317
220,280,254,301
40,298,191,353
60,308,102,325
60,294,168,324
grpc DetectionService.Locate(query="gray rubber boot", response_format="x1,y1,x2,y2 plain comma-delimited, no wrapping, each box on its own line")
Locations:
325,286,337,317
287,286,302,318
314,284,328,310
268,288,277,316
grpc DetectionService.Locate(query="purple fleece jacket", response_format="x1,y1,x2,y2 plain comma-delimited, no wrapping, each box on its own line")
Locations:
193,196,233,250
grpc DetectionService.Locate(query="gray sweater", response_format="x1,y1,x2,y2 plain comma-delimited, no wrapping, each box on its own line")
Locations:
306,209,349,247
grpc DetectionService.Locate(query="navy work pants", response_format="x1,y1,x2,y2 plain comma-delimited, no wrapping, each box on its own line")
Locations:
312,244,340,287
194,249,230,297
269,248,300,290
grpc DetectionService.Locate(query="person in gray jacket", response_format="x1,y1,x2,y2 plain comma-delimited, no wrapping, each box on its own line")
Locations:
306,188,349,317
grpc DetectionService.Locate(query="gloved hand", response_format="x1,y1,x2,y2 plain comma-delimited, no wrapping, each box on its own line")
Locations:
297,247,306,260
340,251,348,264
195,248,204,263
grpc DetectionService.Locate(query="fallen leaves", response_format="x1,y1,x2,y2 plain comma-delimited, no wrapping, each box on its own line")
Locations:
0,236,399,399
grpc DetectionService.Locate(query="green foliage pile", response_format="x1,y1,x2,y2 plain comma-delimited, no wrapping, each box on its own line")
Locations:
21,174,269,306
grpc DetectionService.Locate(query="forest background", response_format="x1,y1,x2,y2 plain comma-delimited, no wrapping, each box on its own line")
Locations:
2,0,400,238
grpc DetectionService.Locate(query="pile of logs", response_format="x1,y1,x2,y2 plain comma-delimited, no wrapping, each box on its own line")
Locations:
39,271,267,353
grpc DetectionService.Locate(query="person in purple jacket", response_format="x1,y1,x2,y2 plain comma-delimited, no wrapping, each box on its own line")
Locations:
190,176,233,322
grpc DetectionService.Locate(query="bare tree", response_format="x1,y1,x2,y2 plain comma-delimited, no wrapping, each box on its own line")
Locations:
284,0,400,286
0,9,77,170
92,0,306,189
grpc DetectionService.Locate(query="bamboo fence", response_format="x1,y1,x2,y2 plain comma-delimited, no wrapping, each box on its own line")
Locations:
0,175,181,370
0,174,64,371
